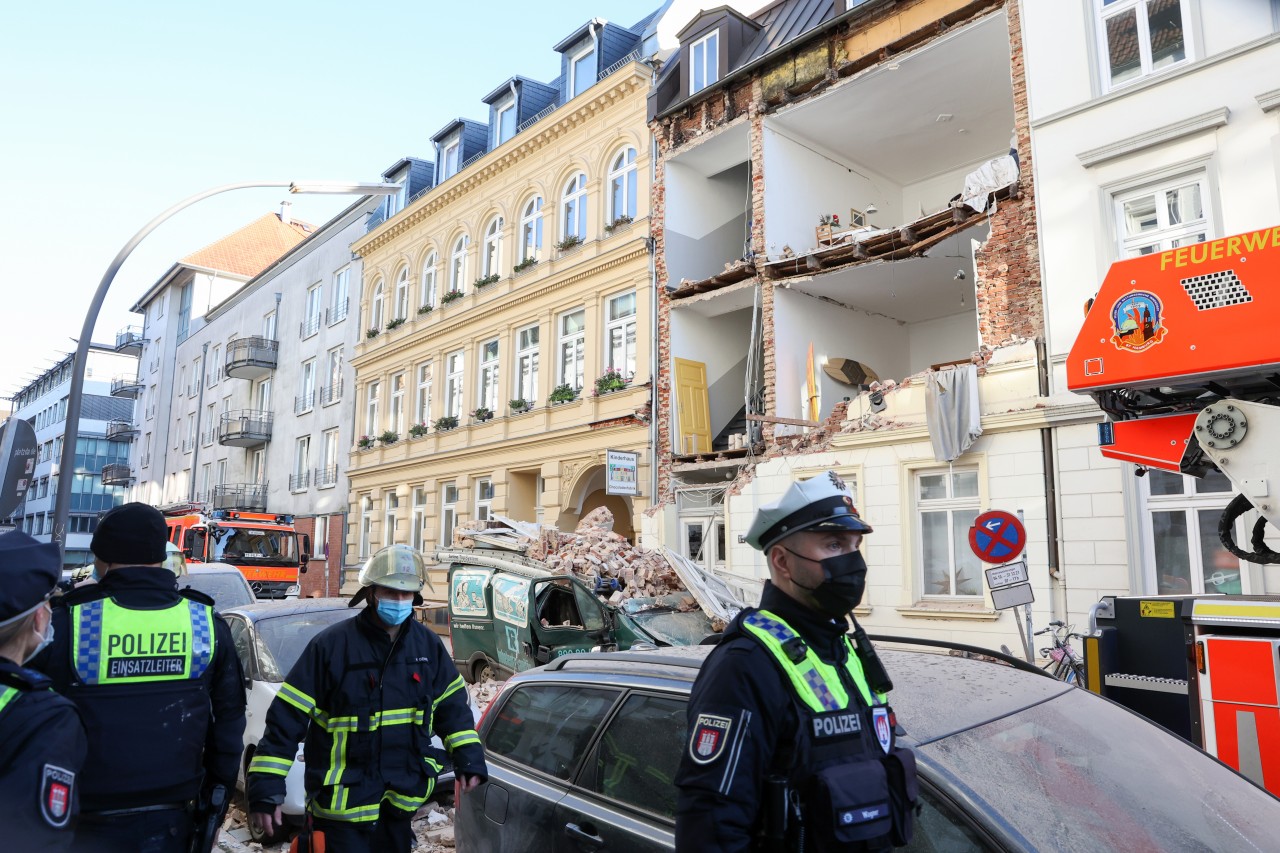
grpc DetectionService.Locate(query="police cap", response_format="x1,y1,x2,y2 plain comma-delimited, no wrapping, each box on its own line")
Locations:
745,470,873,552
92,502,168,565
0,530,60,624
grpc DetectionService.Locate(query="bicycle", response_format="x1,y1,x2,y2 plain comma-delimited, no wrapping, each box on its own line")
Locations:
1035,620,1087,686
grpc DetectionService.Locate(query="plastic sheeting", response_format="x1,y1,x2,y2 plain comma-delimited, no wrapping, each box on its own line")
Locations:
925,363,982,462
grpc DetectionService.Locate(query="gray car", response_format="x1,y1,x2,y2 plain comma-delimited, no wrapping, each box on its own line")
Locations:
456,642,1280,851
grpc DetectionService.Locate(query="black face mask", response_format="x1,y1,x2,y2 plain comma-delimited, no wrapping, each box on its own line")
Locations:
783,547,868,618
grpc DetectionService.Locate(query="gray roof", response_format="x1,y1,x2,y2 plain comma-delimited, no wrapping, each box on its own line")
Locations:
740,0,836,66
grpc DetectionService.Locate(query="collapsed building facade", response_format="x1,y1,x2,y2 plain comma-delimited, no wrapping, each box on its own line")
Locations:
644,0,1053,648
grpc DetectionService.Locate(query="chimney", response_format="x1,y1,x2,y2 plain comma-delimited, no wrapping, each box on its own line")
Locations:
279,200,293,225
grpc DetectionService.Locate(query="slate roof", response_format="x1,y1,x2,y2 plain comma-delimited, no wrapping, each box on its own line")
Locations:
739,0,836,66
180,213,314,279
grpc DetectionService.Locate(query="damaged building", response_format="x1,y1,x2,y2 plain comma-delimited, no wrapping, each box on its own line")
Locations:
644,0,1051,647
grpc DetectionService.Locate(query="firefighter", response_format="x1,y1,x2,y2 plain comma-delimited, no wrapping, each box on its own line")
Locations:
675,472,918,852
248,544,487,853
0,531,87,851
33,502,246,853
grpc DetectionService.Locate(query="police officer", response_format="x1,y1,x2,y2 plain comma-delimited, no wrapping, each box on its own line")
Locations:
675,472,918,852
0,531,88,851
248,545,487,853
34,502,246,853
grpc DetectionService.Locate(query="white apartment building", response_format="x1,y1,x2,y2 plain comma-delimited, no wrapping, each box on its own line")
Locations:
1025,1,1280,609
5,345,138,566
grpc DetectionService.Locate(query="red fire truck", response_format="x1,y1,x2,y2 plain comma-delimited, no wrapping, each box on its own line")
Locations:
162,504,310,599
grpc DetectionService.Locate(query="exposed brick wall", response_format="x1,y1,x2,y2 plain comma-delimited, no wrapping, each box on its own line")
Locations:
652,122,674,504
294,512,346,598
974,0,1044,347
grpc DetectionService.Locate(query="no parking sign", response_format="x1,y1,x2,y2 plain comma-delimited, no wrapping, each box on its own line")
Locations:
968,510,1026,564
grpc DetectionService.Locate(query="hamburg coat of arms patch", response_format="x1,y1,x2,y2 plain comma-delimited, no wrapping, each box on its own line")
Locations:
688,713,734,765
40,764,74,828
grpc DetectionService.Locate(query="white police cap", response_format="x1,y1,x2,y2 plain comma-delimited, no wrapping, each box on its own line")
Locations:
745,471,873,552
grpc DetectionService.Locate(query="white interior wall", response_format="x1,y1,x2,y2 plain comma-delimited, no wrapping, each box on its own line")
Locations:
670,306,753,436
664,160,750,283
772,289,910,422
900,161,985,221
762,125,890,255
907,311,977,373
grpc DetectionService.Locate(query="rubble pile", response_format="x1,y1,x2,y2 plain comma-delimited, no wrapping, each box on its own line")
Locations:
454,508,689,602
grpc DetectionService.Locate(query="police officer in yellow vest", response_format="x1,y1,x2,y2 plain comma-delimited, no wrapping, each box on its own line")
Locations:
675,472,918,852
0,531,88,851
33,503,246,853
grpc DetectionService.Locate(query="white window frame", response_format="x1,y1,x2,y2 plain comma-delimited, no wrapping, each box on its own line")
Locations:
250,449,266,484
483,216,504,279
420,252,437,309
255,377,272,412
359,495,373,559
570,43,596,98
209,345,221,385
690,30,720,94
320,429,339,488
441,139,461,180
475,478,494,521
293,436,311,489
515,324,540,405
1113,171,1210,258
1095,0,1191,92
332,268,350,323
262,311,277,341
305,282,324,333
365,380,381,436
558,309,586,391
607,147,638,224
478,339,500,412
441,483,459,546
383,492,398,547
605,291,637,378
325,346,344,405
299,359,316,413
1138,468,1252,595
561,173,588,242
390,371,406,436
449,235,468,294
394,266,410,321
445,350,465,418
415,362,433,428
520,196,543,262
913,466,984,600
495,99,517,145
412,487,428,551
370,279,385,330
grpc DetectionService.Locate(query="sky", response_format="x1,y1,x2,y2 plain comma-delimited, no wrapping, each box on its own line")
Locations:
0,0,662,402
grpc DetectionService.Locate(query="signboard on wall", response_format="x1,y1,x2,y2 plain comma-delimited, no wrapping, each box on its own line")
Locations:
605,449,639,496
0,418,38,518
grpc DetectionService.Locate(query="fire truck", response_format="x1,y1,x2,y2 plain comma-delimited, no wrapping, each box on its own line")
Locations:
161,503,310,599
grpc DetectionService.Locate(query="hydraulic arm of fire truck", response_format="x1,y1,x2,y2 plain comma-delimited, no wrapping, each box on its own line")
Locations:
1067,225,1280,564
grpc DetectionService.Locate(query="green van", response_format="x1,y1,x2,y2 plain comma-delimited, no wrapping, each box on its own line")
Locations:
441,548,720,683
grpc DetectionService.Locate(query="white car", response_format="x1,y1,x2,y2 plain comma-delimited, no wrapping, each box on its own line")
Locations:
221,599,457,844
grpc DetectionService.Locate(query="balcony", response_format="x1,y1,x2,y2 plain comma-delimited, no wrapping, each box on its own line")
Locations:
211,483,267,512
181,438,195,454
110,374,143,398
294,391,315,415
224,336,279,380
319,381,343,406
315,465,338,488
114,326,146,356
327,299,349,325
289,470,311,491
219,410,273,447
300,314,323,339
101,463,134,486
105,419,139,441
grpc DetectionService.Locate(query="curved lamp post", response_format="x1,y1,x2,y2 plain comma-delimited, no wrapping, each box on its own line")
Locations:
51,180,399,558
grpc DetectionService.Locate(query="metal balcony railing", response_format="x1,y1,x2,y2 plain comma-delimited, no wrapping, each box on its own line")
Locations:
181,438,195,454
114,326,146,355
294,391,315,415
110,374,143,398
225,336,279,380
328,299,349,325
211,483,267,512
320,381,343,405
105,419,139,441
289,471,310,491
218,410,273,447
300,314,322,338
315,465,339,488
101,463,134,486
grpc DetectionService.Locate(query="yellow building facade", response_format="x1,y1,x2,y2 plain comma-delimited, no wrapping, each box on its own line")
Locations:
348,63,653,570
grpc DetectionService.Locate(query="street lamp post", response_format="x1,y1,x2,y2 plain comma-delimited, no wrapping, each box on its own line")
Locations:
51,180,399,559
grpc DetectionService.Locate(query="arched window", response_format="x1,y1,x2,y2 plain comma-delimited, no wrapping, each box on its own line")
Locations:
607,147,638,225
420,252,437,309
449,235,469,293
370,279,385,330
483,216,504,278
520,196,543,262
561,173,587,242
394,267,410,320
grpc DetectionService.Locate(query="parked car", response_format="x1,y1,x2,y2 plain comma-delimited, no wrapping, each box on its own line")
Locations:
456,643,1280,852
181,562,258,611
222,598,459,844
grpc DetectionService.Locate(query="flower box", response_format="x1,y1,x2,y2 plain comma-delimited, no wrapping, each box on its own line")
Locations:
356,435,374,449
441,290,465,306
378,430,399,445
473,274,500,289
471,407,494,423
433,416,459,431
554,235,584,252
549,384,578,404
408,423,429,438
385,317,405,331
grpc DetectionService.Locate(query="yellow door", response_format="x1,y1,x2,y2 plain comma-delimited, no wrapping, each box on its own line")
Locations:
673,358,712,455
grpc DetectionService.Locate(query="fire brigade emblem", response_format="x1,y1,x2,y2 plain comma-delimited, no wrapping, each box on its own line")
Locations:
689,713,733,764
872,707,893,754
40,764,74,828
1109,290,1167,353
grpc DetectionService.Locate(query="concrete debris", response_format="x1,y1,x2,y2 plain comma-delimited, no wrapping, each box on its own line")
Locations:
455,509,687,601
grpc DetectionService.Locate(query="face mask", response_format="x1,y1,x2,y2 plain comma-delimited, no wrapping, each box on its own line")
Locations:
24,605,54,664
376,597,413,626
785,548,868,618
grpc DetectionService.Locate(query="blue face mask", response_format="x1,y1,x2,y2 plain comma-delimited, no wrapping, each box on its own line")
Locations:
376,597,413,626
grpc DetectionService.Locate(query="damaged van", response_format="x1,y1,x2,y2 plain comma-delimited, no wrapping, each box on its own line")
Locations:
441,548,726,683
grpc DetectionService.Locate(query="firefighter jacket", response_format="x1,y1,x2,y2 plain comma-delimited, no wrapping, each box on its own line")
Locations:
674,582,917,852
35,567,247,813
0,658,87,850
246,605,487,822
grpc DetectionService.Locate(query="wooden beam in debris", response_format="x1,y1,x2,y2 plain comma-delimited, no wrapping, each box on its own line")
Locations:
746,414,822,428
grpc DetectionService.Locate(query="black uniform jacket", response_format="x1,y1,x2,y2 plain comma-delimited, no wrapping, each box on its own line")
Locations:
247,606,487,818
0,658,88,851
674,582,857,852
34,567,247,812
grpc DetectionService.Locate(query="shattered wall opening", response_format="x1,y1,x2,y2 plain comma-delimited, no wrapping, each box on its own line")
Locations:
663,121,752,288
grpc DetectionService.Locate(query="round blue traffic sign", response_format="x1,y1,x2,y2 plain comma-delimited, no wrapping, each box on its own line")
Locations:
968,510,1026,563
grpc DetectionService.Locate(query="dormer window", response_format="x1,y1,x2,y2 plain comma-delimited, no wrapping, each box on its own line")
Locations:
570,44,596,98
691,30,719,93
441,140,461,180
495,100,517,145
